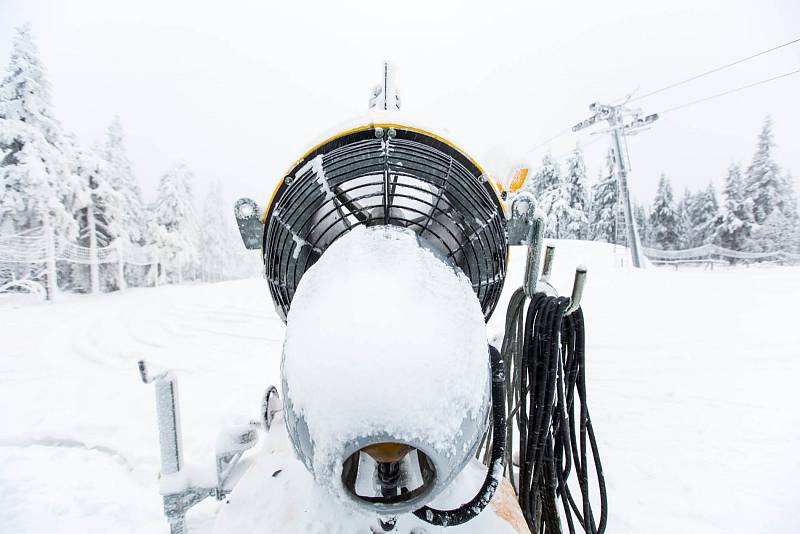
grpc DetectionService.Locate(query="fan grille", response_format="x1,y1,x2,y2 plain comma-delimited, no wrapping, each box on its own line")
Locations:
264,126,507,322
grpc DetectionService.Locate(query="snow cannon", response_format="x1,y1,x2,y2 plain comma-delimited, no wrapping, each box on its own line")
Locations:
259,77,510,523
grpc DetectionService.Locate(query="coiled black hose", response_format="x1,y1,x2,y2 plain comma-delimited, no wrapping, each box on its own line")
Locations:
482,288,607,534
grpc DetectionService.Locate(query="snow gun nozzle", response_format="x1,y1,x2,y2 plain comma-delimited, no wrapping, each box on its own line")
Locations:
341,443,437,513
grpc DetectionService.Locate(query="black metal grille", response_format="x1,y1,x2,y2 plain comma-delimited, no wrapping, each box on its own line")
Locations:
264,127,507,322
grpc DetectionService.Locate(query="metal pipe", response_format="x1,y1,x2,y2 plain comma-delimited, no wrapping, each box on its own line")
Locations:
541,245,556,281
523,213,546,299
565,266,587,315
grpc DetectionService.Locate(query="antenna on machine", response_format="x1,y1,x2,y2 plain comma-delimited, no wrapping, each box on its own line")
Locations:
369,61,401,111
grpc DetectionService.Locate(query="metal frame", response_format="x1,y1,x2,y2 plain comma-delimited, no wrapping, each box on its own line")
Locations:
506,194,586,313
261,126,508,322
138,361,269,534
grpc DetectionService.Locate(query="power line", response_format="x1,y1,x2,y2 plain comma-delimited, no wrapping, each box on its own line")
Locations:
548,134,606,163
658,68,800,115
524,37,800,155
525,126,573,154
629,36,800,103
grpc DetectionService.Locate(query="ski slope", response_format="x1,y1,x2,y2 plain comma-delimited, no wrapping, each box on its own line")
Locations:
1,240,799,533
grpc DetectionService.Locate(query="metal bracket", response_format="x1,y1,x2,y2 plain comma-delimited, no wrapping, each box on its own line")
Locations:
505,193,587,312
506,192,548,299
139,360,271,534
234,198,263,250
532,245,587,315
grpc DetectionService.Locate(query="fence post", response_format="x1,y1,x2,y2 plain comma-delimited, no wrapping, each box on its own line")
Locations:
116,240,126,291
44,215,57,301
151,253,159,287
87,201,100,294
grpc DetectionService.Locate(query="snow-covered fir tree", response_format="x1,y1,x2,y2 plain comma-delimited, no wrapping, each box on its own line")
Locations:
102,116,146,244
748,170,799,253
525,152,559,197
589,149,618,243
151,163,198,284
634,202,650,247
562,144,590,239
101,116,149,286
69,144,127,292
525,153,571,238
0,24,79,238
198,180,231,283
750,208,796,253
780,172,800,252
649,174,680,249
689,183,722,247
744,116,784,225
718,164,753,251
675,189,694,248
0,25,81,294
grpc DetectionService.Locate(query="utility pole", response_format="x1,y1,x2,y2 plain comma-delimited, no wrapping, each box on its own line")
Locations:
573,102,658,268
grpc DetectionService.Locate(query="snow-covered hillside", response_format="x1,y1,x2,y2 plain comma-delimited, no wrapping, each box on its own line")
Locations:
1,240,799,533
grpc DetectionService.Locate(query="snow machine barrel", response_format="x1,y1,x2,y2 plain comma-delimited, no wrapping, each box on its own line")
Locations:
261,123,508,322
257,117,510,518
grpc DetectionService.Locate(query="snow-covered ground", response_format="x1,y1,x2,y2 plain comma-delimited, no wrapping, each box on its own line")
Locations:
2,240,799,533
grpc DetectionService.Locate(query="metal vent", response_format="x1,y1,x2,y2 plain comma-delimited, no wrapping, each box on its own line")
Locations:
264,126,507,322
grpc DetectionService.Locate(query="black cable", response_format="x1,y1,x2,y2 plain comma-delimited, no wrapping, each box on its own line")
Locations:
413,345,507,527
658,68,800,115
629,36,800,103
526,127,574,155
508,293,607,534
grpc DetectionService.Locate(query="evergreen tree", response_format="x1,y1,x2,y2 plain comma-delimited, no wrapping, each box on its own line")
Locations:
589,150,618,243
70,144,126,291
151,163,198,283
676,189,694,248
0,24,79,238
101,116,149,286
781,172,800,252
634,202,650,247
525,152,559,197
719,164,753,250
649,174,679,249
563,144,590,239
750,209,794,253
590,182,617,242
526,153,571,238
102,116,146,245
691,183,722,246
745,116,783,224
198,180,230,283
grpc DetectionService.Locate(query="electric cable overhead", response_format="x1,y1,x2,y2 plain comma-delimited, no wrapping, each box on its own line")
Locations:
629,36,800,103
658,68,800,115
526,126,574,154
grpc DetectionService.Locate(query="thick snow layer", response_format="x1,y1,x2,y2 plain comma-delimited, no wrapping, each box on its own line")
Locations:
282,225,489,494
1,240,799,533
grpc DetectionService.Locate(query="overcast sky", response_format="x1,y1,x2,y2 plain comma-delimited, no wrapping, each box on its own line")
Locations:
2,0,798,210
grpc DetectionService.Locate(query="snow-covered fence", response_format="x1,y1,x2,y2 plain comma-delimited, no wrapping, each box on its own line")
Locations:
644,244,800,267
0,229,158,298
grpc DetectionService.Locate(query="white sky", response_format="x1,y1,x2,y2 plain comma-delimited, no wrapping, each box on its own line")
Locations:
2,0,799,210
